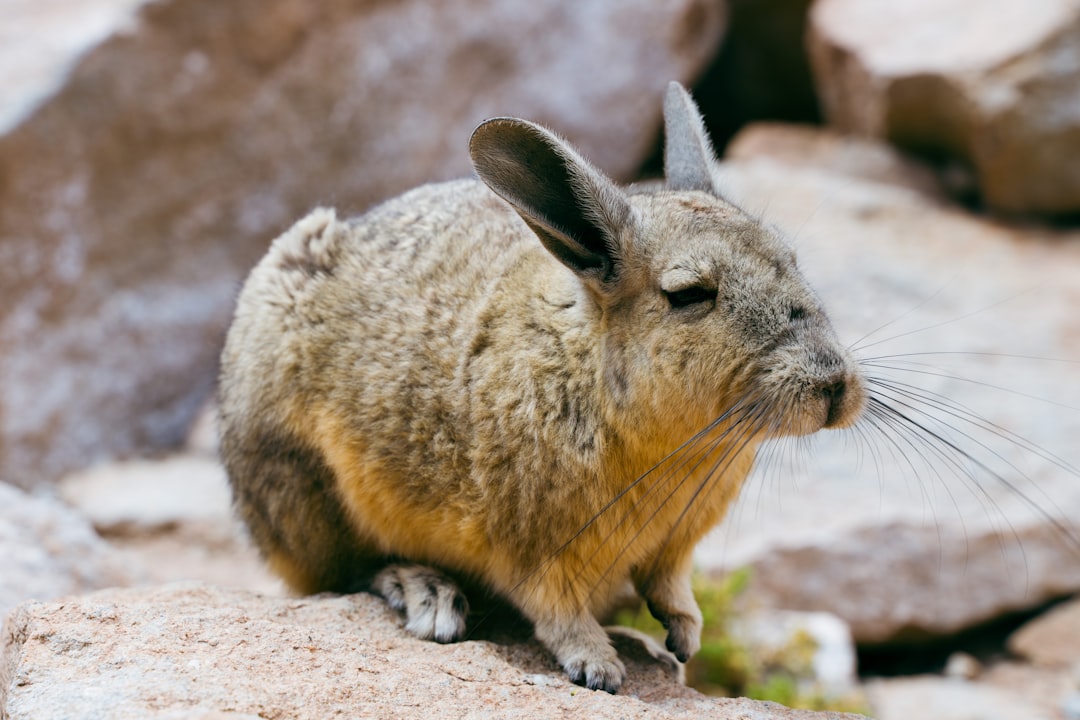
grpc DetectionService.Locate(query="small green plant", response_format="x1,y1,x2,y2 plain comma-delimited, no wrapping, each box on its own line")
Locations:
614,568,870,715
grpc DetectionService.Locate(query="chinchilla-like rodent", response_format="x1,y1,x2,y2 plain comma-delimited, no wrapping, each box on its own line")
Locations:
219,82,866,693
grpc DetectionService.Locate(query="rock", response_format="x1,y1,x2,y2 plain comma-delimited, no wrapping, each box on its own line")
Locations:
1008,595,1080,667
724,122,946,199
943,652,982,680
184,399,220,457
864,675,1057,720
1065,692,1080,720
0,0,726,490
0,483,135,624
979,661,1074,715
59,456,232,534
58,455,282,594
694,158,1080,642
0,584,867,720
806,0,1080,214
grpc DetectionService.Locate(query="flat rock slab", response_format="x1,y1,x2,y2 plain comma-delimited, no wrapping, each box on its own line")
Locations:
0,584,865,720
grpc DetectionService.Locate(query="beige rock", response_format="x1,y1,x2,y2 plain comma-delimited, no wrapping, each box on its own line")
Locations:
58,455,282,594
0,0,726,489
807,0,1080,214
0,584,867,720
865,675,1059,720
695,158,1080,642
0,483,135,623
725,122,946,199
1008,595,1080,667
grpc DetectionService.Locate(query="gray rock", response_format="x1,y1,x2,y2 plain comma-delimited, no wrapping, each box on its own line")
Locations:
0,0,726,489
807,0,1080,214
0,483,135,624
0,584,867,720
694,158,1080,642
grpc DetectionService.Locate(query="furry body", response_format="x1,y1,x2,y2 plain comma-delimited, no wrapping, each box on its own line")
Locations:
219,84,864,692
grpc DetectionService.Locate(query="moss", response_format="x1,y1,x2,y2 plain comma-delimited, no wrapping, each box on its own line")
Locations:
613,568,871,715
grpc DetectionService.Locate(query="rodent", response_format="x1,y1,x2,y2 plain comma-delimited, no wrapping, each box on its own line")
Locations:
218,82,866,693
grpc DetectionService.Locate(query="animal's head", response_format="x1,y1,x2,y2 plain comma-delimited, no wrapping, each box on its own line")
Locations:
469,82,865,445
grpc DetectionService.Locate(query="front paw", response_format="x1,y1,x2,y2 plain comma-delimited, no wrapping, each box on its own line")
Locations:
372,564,469,643
647,599,702,663
662,612,701,663
564,653,626,694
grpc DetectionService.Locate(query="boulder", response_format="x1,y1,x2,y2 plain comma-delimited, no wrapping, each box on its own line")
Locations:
0,0,726,489
0,483,135,624
0,584,867,720
1008,595,1080,668
695,157,1080,642
806,0,1080,214
724,122,946,198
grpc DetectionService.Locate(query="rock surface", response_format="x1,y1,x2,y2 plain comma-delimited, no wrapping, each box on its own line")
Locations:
807,0,1080,214
695,156,1080,642
57,455,281,595
1008,595,1080,668
0,483,135,624
864,673,1067,720
724,122,946,198
0,584,867,720
0,0,725,489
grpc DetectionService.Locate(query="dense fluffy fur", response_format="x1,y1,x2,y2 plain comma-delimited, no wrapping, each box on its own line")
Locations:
218,83,865,692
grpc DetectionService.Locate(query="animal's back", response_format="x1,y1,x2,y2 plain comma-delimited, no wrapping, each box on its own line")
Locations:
219,178,542,593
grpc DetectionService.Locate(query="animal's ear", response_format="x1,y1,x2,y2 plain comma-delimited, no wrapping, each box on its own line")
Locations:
469,118,632,284
663,81,719,193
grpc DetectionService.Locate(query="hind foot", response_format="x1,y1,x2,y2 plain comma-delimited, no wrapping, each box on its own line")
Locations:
372,564,469,643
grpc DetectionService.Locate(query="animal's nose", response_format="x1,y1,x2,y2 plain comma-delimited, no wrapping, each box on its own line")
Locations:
821,379,847,428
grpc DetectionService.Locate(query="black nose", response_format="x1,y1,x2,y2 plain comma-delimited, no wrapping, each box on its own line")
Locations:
822,379,847,427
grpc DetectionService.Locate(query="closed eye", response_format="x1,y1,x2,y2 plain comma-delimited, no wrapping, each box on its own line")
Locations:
664,285,718,309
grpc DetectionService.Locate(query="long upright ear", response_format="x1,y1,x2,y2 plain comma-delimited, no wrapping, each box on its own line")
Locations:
469,118,632,284
663,81,719,193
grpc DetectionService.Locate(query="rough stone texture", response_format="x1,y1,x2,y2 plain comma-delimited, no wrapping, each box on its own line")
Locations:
0,0,726,490
1008,595,1080,667
0,483,135,624
724,122,946,198
0,584,867,720
695,158,1080,642
806,0,1080,214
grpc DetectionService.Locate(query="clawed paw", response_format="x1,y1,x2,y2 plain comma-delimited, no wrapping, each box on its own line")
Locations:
565,655,626,694
372,564,469,643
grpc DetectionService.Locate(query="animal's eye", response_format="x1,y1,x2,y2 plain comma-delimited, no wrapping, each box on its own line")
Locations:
664,285,717,309
789,305,807,321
